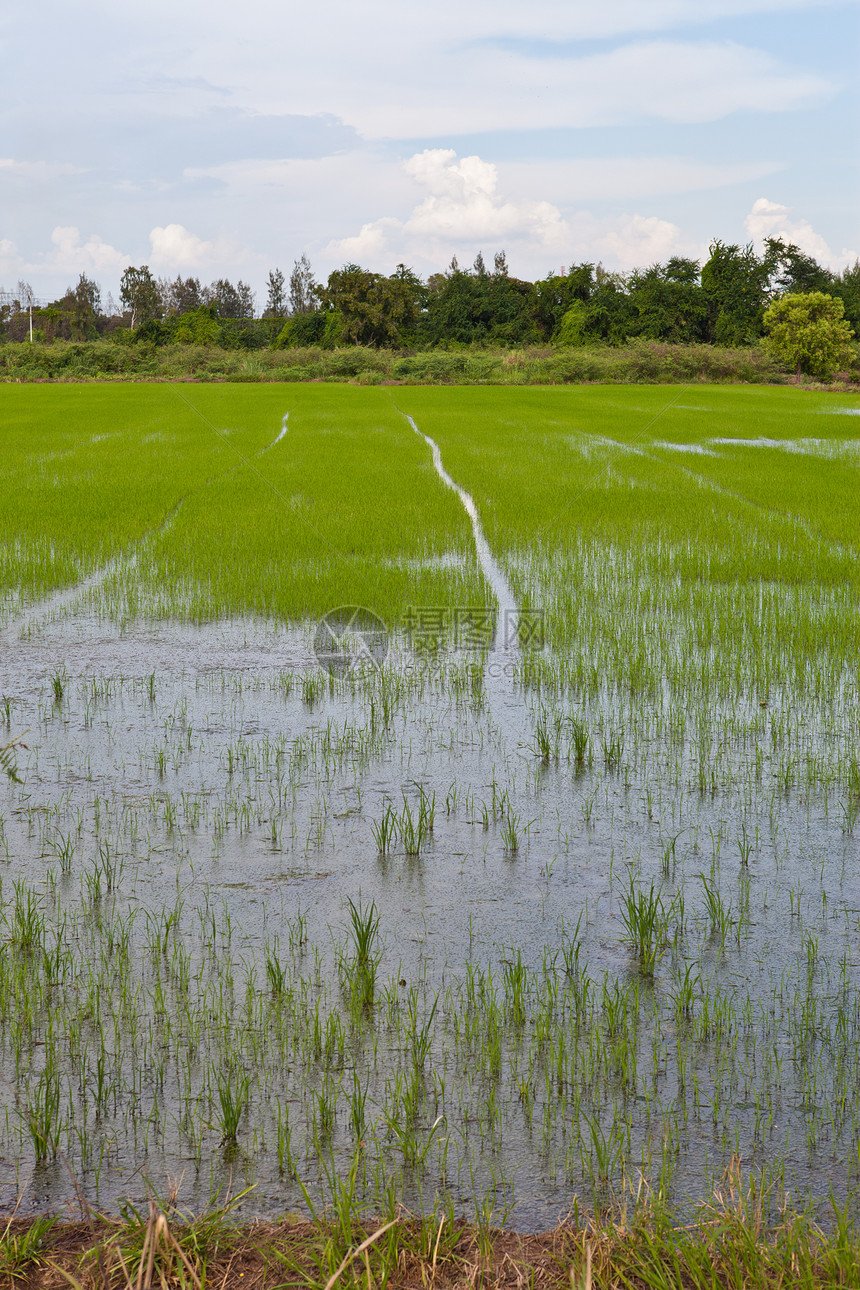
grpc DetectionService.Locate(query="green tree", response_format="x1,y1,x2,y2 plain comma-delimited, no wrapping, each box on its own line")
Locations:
174,305,222,346
120,265,160,329
159,275,203,316
289,254,316,315
701,241,770,345
421,256,534,345
264,268,287,317
320,263,423,347
582,271,637,345
627,257,708,343
763,292,855,379
530,264,594,341
765,237,834,295
555,299,589,346
831,259,860,331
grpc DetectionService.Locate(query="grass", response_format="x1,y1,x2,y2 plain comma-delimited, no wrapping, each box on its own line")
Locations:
7,1187,860,1288
3,336,843,388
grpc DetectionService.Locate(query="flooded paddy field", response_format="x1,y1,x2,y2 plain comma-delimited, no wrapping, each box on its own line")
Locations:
0,383,858,1231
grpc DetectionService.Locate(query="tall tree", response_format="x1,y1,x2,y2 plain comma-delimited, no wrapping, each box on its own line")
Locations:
236,280,256,319
765,238,834,296
207,278,254,318
700,242,770,345
70,273,101,339
289,254,316,315
159,275,203,316
831,259,860,330
264,268,287,317
120,265,160,329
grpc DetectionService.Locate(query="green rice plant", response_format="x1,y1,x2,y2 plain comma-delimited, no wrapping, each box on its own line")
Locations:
569,715,590,767
618,880,670,976
8,881,45,952
501,951,528,1025
371,802,398,854
21,1067,63,1160
408,992,438,1071
399,797,429,856
417,782,436,833
500,810,522,854
44,830,75,874
700,873,732,943
531,707,565,762
286,907,308,949
343,896,382,1010
346,896,380,969
50,668,66,704
602,729,625,768
216,1069,250,1145
312,1073,339,1145
580,1113,626,1191
265,945,289,995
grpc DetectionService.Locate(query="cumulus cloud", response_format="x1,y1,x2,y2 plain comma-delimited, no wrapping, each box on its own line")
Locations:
745,198,858,269
47,227,129,275
588,213,684,266
323,149,693,273
326,149,569,265
148,223,257,274
149,223,216,269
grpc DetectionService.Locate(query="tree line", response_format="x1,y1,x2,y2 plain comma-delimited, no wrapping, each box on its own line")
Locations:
2,240,858,354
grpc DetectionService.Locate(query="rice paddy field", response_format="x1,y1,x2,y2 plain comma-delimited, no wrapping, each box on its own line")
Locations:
0,382,859,1238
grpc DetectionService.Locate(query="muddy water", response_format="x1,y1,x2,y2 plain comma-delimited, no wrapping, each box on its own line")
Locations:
1,581,859,1230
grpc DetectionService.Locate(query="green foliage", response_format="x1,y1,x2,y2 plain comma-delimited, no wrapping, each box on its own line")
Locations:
530,264,594,340
274,310,327,348
119,264,160,329
555,299,589,347
421,258,538,345
628,257,708,343
701,240,771,345
173,305,222,347
320,263,423,346
763,291,855,378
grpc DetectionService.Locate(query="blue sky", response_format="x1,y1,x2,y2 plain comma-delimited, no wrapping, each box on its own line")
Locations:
1,0,858,304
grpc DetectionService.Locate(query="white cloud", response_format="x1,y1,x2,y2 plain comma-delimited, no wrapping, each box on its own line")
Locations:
47,227,128,275
149,223,215,269
148,223,259,274
745,198,858,268
0,238,22,279
589,213,684,265
0,159,84,179
325,149,569,266
323,148,691,273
